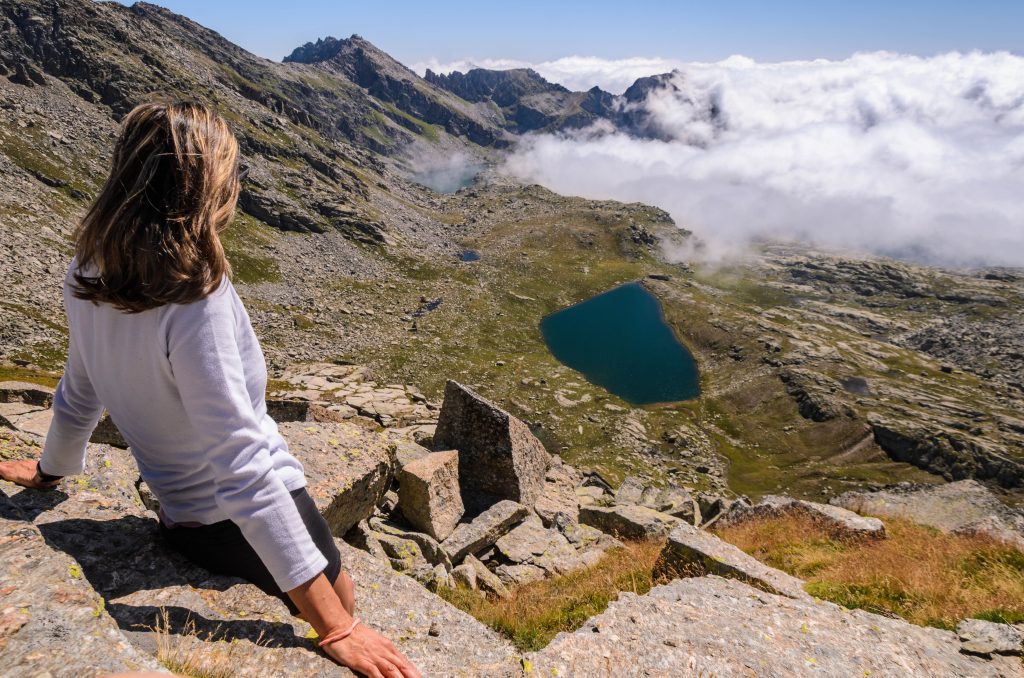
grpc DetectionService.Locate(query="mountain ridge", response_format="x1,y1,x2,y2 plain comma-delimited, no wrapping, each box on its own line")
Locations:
1,2,1023,673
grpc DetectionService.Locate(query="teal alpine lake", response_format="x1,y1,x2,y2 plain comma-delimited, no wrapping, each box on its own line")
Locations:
539,282,700,405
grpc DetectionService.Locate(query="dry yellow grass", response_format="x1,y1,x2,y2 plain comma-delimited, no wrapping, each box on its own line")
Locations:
714,513,1024,629
439,539,669,651
151,609,284,678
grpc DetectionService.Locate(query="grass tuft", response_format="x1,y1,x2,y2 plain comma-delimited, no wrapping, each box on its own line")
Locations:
439,539,669,651
151,608,284,678
714,513,1024,629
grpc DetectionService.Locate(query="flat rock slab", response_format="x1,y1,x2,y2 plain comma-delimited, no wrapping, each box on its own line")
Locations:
0,380,54,407
441,499,530,563
832,480,1024,541
659,523,810,600
337,542,522,676
494,518,585,577
527,576,1017,677
1,441,520,677
281,421,395,536
579,504,681,540
723,495,886,539
3,405,128,449
109,541,523,678
957,618,1023,656
0,512,167,677
433,380,550,512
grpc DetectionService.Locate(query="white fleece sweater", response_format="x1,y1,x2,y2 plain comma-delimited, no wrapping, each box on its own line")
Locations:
40,256,327,591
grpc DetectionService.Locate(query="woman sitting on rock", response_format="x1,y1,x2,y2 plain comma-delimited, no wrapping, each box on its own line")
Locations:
0,101,419,678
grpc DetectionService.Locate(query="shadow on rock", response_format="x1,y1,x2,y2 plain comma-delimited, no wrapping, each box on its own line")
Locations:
0,487,68,520
109,603,310,650
34,514,307,647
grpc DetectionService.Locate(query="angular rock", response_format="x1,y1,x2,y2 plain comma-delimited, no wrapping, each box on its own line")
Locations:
495,562,546,586
441,499,529,563
556,515,622,550
494,518,586,576
527,576,1015,677
394,439,431,471
346,519,388,561
378,489,399,515
638,485,661,508
613,475,645,505
957,618,1023,656
421,563,452,592
0,380,54,407
867,414,1024,489
702,496,752,528
696,492,726,523
3,403,129,450
779,368,855,421
464,554,511,599
953,515,1024,550
832,480,1024,545
575,485,607,502
398,450,464,541
451,562,477,590
667,497,701,526
432,380,551,511
555,515,623,568
657,523,809,599
580,470,614,493
579,504,681,540
377,532,428,572
281,421,395,536
266,398,351,423
649,484,689,511
720,495,886,539
533,457,581,527
135,478,160,514
368,516,452,570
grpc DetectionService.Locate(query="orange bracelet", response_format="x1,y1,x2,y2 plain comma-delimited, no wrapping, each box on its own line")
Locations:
318,618,361,648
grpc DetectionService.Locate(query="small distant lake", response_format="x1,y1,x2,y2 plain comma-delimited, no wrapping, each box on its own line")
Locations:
540,282,700,405
459,249,480,262
412,162,482,194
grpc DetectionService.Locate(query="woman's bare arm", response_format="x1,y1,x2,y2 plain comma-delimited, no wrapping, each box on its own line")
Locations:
288,573,421,678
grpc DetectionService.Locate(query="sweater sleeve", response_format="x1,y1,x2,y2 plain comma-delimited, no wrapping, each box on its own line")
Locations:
166,278,327,592
39,281,105,476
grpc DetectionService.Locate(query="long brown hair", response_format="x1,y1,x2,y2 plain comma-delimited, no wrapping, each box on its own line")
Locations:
72,101,240,313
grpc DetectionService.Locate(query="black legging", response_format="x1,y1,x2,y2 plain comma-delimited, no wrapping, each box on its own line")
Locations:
159,486,342,614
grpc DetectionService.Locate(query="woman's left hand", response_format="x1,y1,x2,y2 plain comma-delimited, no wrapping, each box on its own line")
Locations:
0,460,61,490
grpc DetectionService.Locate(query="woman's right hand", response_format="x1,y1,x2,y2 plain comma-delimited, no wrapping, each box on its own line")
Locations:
322,623,421,678
0,459,61,490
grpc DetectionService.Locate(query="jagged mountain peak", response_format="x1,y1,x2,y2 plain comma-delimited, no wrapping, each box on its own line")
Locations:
283,34,374,64
284,33,415,80
423,66,573,106
621,70,680,102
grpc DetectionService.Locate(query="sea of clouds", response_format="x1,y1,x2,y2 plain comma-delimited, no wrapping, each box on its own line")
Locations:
423,52,1024,267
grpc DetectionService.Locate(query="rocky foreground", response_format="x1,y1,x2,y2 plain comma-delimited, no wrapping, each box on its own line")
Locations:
2,376,1022,677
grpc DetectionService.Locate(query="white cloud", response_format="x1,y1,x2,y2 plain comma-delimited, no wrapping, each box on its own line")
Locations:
501,51,1024,267
411,55,685,94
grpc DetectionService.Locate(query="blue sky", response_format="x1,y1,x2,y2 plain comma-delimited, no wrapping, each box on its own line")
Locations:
114,1,1023,64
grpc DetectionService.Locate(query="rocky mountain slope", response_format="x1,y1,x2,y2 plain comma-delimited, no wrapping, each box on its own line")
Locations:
2,0,1023,505
3,377,1021,676
1,2,1023,673
422,63,686,139
423,66,617,134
